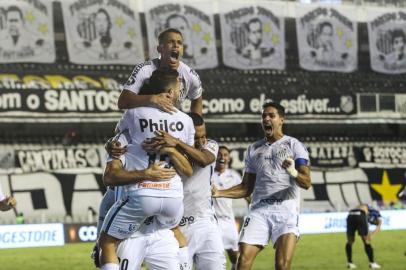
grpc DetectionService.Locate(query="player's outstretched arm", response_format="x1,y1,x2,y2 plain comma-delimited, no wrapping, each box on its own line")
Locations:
212,172,256,199
370,218,382,237
118,90,176,113
0,196,16,211
190,96,203,115
160,147,193,177
103,159,176,186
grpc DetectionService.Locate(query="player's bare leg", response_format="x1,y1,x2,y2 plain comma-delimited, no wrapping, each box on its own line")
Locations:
236,243,262,270
99,232,120,270
274,233,297,270
172,226,191,269
226,249,239,270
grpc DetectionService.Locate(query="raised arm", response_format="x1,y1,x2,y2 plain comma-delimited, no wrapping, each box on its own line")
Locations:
283,158,311,190
212,172,256,199
160,146,193,177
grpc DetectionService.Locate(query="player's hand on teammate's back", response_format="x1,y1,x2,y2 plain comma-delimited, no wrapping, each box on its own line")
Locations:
145,161,176,180
153,130,179,148
105,139,126,158
152,93,177,113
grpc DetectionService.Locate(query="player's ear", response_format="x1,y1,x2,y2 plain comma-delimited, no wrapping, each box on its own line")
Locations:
157,45,162,54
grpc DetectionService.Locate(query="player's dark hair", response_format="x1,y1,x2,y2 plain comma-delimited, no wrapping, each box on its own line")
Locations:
391,28,406,44
262,102,285,117
188,112,204,126
158,28,183,44
317,21,333,35
144,68,179,95
6,5,24,22
219,145,230,153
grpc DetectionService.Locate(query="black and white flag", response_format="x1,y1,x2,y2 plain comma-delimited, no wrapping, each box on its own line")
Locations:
368,8,406,74
296,4,357,72
219,0,285,70
144,0,218,69
0,0,55,63
62,0,144,65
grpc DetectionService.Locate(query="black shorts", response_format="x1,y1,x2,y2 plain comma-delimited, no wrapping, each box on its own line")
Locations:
346,209,368,237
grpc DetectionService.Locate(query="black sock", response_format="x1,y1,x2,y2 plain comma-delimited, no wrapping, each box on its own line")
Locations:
364,244,374,262
345,243,353,263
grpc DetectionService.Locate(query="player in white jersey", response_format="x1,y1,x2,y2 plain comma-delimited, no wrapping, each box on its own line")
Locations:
99,69,195,270
212,146,243,270
0,184,16,212
145,113,226,270
213,102,312,270
118,28,203,115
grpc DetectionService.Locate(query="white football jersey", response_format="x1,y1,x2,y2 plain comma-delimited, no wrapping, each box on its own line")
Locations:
212,169,242,219
117,107,195,198
182,139,219,218
245,136,309,214
123,58,203,107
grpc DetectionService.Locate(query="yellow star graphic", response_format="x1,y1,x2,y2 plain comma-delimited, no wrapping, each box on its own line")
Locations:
263,23,271,33
345,38,352,49
192,23,201,33
371,170,402,202
336,28,344,38
25,11,35,23
272,34,280,45
115,16,125,27
127,27,136,39
202,32,211,44
38,24,48,34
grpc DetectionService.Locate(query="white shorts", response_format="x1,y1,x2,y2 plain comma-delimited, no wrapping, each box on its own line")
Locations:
102,196,183,239
218,217,239,251
239,207,299,247
179,216,226,270
117,229,179,270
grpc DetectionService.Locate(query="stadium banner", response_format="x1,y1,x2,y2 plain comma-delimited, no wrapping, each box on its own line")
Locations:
65,224,97,243
219,0,286,70
367,8,406,74
61,0,144,65
144,0,218,70
0,223,65,249
299,210,406,234
295,4,358,72
0,0,56,63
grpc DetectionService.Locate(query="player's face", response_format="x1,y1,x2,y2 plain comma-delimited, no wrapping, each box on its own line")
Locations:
158,32,184,69
7,11,23,37
168,79,181,104
216,148,230,170
393,36,405,52
194,124,207,149
261,106,283,138
319,25,333,48
95,12,109,35
248,21,262,46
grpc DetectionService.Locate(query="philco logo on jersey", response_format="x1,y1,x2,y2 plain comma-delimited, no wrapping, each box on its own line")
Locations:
139,119,184,133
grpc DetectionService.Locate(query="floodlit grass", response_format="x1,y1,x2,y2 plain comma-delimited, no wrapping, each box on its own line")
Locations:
0,230,404,270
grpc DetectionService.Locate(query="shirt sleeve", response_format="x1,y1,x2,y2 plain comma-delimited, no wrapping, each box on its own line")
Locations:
122,62,152,94
244,144,256,174
292,139,310,164
204,139,219,159
186,68,203,100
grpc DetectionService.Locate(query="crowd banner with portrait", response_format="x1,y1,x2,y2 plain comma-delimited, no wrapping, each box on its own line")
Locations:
143,0,218,70
219,0,286,70
61,0,144,65
295,4,358,72
0,0,55,63
367,8,406,74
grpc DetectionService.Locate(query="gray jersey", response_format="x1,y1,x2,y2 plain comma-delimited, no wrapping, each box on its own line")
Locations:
182,139,219,218
245,136,309,214
212,169,242,219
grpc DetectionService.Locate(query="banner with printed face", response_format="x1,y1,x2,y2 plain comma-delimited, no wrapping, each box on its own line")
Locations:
367,8,406,74
296,4,357,72
144,0,218,70
0,0,55,63
219,0,285,70
62,0,144,65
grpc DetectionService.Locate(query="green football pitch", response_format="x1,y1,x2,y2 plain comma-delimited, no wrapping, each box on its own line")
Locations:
0,230,405,270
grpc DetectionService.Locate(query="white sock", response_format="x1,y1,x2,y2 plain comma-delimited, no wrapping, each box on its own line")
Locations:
101,263,119,270
178,246,191,269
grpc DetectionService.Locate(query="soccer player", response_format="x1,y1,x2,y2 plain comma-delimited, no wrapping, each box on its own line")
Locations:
145,113,227,270
212,102,311,270
345,204,382,269
0,184,16,212
118,28,203,115
212,146,243,270
98,68,195,270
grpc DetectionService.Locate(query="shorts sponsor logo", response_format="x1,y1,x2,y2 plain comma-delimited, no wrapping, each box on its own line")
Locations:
137,182,171,189
179,216,195,226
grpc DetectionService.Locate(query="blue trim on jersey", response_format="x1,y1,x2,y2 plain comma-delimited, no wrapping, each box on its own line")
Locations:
295,158,308,168
105,197,129,234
